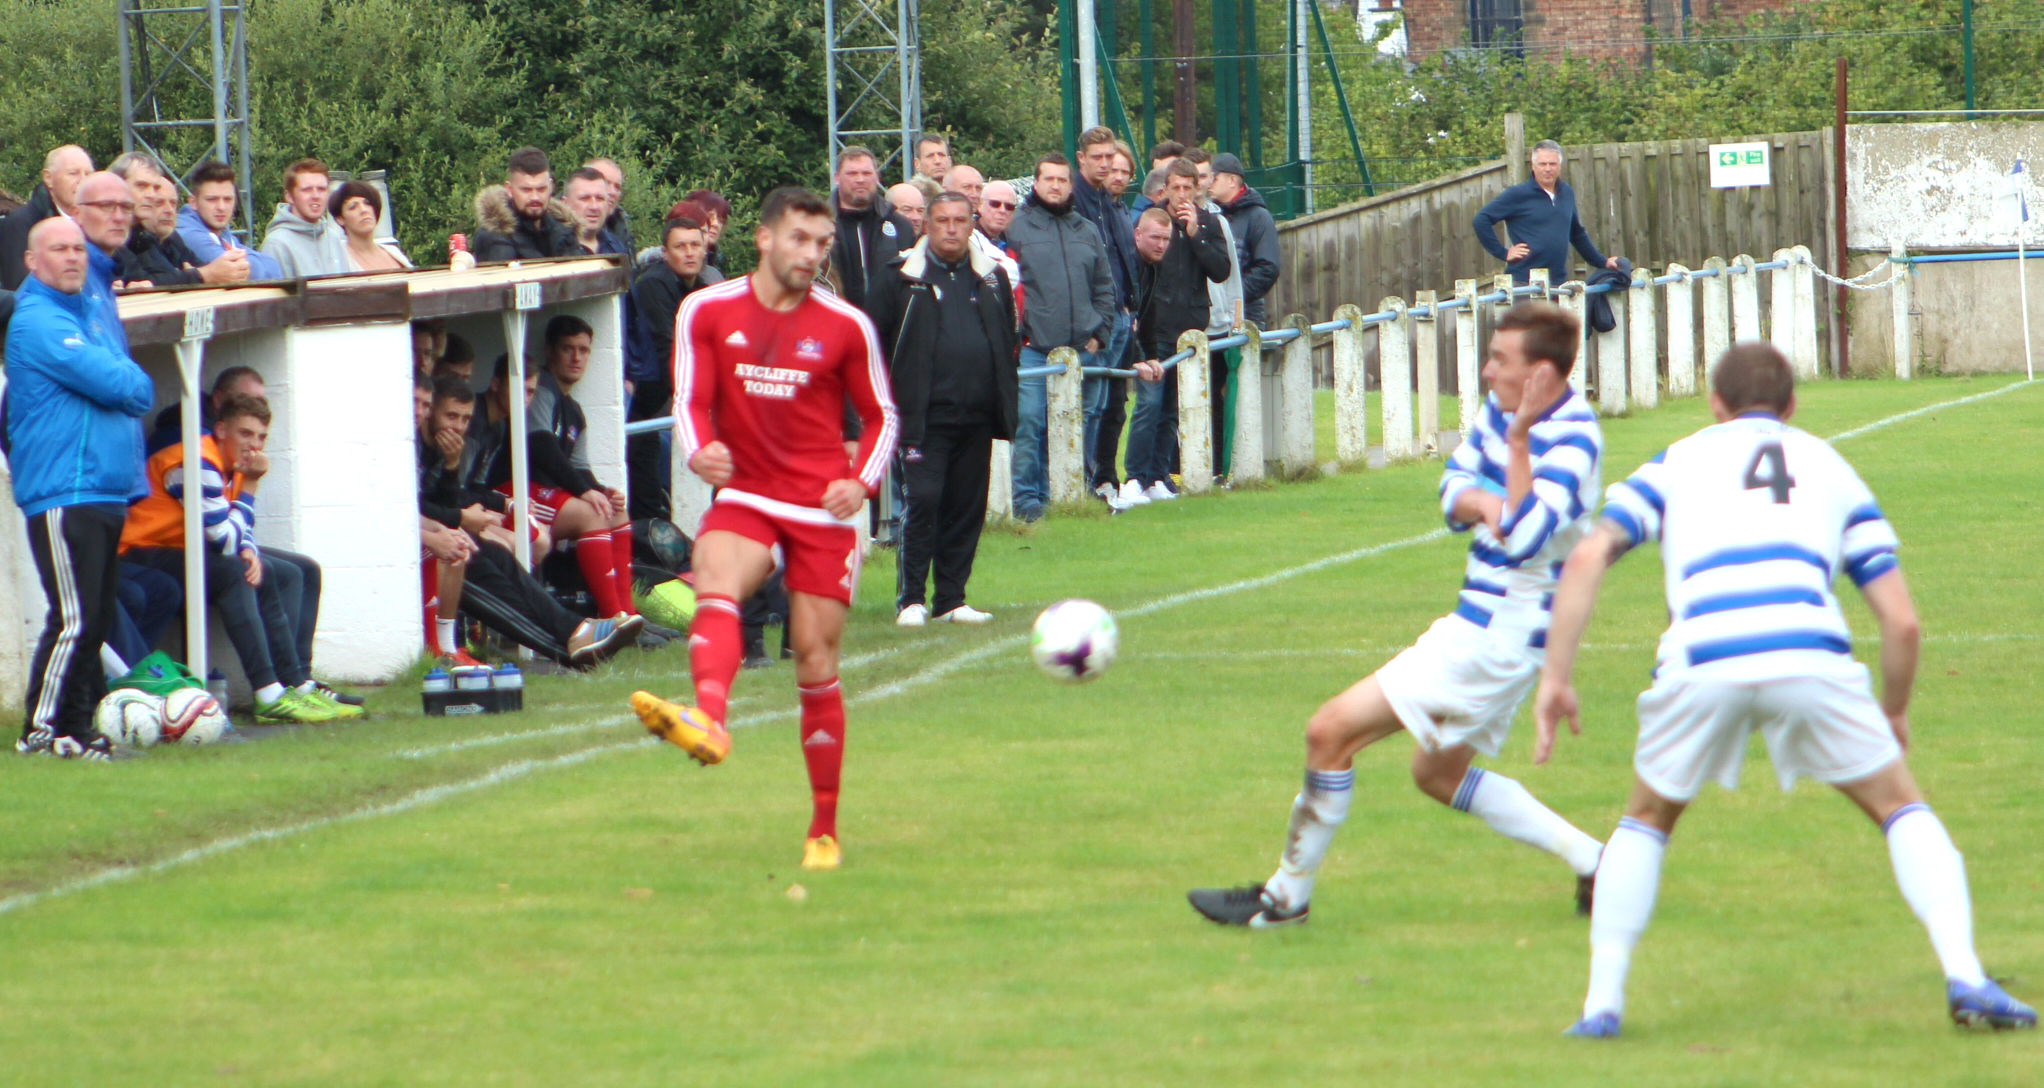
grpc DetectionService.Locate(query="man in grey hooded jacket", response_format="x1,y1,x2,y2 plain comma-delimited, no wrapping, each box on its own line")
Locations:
259,158,349,278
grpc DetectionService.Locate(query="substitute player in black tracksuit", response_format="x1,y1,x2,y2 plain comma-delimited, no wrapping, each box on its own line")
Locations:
867,192,1018,625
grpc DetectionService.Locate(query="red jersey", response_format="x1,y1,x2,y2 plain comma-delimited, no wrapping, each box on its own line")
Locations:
672,277,899,520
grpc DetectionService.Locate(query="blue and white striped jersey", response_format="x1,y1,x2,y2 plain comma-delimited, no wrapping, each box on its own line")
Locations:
1602,414,1900,682
1438,389,1604,653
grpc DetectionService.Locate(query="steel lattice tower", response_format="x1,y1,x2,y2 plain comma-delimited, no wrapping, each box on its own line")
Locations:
823,0,923,181
117,0,255,237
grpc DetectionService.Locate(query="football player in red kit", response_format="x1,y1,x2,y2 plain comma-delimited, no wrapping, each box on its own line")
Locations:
631,186,899,872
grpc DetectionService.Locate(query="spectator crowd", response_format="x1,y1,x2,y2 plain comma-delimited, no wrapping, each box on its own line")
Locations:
0,130,1290,758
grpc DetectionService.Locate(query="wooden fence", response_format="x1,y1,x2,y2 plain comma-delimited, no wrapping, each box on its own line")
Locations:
1269,124,1838,368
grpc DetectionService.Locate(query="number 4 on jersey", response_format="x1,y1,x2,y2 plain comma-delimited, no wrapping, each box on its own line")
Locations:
1743,441,1796,503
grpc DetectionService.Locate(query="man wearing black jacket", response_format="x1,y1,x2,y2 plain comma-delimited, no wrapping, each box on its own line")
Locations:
0,145,92,290
626,210,723,519
473,148,577,262
822,145,914,317
867,193,1018,627
417,377,637,666
1127,166,1231,498
1209,153,1281,329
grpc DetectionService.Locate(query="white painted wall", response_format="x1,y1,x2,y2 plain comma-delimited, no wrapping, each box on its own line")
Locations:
1848,122,2044,250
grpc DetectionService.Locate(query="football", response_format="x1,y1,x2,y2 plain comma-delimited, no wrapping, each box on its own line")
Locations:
160,688,230,746
1030,599,1119,683
95,689,166,748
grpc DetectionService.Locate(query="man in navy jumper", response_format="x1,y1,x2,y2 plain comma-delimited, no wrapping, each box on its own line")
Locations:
1473,140,1622,286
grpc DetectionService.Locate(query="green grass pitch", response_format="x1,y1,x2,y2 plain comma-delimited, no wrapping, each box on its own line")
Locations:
0,376,2038,1086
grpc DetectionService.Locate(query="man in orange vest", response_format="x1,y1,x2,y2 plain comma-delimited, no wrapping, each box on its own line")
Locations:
120,394,359,723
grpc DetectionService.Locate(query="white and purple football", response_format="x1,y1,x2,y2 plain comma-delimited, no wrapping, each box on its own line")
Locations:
1030,599,1119,684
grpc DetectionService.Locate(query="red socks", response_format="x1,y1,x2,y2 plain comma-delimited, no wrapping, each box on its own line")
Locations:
798,678,845,841
688,594,742,724
609,525,638,616
577,532,622,616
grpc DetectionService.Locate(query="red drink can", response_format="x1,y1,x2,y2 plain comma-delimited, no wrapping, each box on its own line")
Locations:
448,233,469,258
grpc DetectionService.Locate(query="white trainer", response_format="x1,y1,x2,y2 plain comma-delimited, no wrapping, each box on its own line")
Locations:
896,604,929,627
1143,482,1179,502
1094,482,1129,510
1119,479,1152,506
934,604,994,624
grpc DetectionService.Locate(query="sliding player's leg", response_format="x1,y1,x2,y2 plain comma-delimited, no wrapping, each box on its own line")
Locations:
1187,673,1406,927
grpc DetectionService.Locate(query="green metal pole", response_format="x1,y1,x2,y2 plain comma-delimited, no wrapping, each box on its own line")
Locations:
1140,0,1156,153
1243,0,1262,168
1060,0,1079,160
1098,32,1140,154
1309,0,1372,198
1284,0,1297,165
1964,0,1976,119
1214,0,1238,154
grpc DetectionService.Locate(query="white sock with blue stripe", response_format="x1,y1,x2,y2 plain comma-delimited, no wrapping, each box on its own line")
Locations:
1454,768,1604,876
1884,802,1987,987
1265,768,1354,913
1583,817,1666,1019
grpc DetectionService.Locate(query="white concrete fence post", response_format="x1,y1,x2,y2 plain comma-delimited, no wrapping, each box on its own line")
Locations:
1413,290,1440,456
1628,268,1658,411
1281,313,1317,474
1454,279,1480,434
1529,267,1551,299
1378,297,1413,462
1558,282,1589,396
1176,329,1213,494
1046,345,1085,503
1770,247,1798,366
1731,253,1762,343
1664,263,1696,397
1891,242,1914,379
1702,256,1731,373
985,441,1013,520
1791,244,1821,379
1595,281,1628,416
1231,323,1266,485
1332,303,1369,465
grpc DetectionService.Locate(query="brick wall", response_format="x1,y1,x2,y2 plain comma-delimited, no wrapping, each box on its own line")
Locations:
1399,0,1803,66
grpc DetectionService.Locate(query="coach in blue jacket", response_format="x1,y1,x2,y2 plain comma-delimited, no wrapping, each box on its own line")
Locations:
1472,140,1622,286
4,216,154,760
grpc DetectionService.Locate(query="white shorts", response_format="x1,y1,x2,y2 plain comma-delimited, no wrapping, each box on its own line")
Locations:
1633,669,1903,803
1375,615,1538,758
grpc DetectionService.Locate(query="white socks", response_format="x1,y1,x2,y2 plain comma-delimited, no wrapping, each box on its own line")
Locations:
1582,816,1666,1018
1884,803,1988,987
437,618,459,653
1266,769,1353,912
1455,768,1605,876
255,682,286,705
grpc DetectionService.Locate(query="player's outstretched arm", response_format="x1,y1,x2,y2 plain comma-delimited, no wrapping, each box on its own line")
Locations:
1858,567,1921,751
1534,522,1629,764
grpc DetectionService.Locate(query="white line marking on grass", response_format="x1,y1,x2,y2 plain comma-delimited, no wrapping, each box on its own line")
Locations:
1825,380,2036,444
0,742,642,918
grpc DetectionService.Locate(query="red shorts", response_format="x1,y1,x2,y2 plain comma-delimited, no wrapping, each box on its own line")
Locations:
699,493,861,606
494,482,573,526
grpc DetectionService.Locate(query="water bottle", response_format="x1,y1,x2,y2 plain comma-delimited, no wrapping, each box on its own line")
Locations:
422,667,453,694
492,664,523,691
453,666,493,691
207,669,229,707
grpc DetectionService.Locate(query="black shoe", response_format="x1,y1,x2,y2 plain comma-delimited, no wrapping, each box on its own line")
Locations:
635,630,671,651
51,731,130,761
1576,871,1596,917
1187,884,1308,928
640,620,684,640
16,727,54,756
742,640,774,670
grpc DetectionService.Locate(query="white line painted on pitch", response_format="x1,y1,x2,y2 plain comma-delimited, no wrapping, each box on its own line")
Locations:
1826,379,2036,444
0,742,643,917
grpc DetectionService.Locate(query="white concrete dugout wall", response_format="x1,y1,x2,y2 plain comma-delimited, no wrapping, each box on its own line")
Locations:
0,258,630,708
